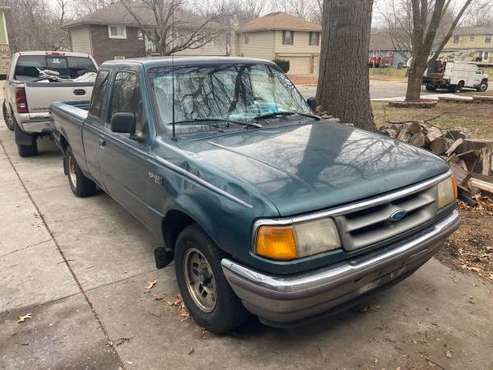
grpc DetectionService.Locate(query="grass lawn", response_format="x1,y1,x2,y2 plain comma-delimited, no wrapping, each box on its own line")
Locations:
369,67,407,81
372,101,493,139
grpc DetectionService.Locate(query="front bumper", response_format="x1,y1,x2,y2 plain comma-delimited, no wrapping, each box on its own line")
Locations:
221,209,460,327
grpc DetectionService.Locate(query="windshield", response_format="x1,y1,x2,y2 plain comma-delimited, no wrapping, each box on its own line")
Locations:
149,63,311,130
14,55,97,81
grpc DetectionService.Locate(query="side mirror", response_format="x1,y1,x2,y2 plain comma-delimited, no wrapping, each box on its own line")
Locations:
110,112,136,135
307,97,317,111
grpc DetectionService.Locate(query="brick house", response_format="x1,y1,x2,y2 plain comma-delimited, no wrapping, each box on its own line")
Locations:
64,2,231,64
0,5,10,77
237,12,321,76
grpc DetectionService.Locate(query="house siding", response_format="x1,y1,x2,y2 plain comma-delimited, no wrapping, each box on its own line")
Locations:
444,33,493,63
90,25,146,64
70,26,92,55
174,33,230,56
237,31,275,60
273,31,320,55
273,31,320,75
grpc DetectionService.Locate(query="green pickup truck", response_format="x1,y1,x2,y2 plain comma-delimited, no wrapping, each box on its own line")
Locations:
51,57,460,333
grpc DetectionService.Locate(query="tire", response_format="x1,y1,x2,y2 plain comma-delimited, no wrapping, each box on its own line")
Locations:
175,224,249,333
477,80,488,93
18,142,38,157
425,83,436,91
64,147,98,197
2,101,14,131
456,81,465,93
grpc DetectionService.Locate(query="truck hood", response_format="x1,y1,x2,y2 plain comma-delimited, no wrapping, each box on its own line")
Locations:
177,121,449,216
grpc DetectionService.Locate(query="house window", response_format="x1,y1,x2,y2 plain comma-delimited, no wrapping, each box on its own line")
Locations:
309,32,320,46
282,31,294,45
453,35,460,43
486,35,492,44
108,25,127,39
244,33,249,44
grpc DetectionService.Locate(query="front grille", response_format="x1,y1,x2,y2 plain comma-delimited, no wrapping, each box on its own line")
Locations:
335,185,438,251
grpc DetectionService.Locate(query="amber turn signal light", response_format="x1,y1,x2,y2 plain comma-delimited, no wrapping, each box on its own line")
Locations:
256,225,297,261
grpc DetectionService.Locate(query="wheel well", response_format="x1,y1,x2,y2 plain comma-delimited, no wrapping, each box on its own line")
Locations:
481,78,488,83
59,134,69,153
162,210,197,251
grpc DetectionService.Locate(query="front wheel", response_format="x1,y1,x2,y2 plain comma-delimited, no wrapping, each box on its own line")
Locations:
425,83,436,91
175,224,249,333
64,147,98,197
477,80,488,92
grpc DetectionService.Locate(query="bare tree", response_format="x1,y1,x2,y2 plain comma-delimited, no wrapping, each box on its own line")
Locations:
271,0,322,21
395,0,474,101
4,0,70,52
316,0,375,131
121,0,223,56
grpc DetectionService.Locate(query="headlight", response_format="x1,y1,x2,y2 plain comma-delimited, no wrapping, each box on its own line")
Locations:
255,218,341,261
437,176,458,208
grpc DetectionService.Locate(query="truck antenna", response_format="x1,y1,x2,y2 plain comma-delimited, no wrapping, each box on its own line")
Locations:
171,3,177,141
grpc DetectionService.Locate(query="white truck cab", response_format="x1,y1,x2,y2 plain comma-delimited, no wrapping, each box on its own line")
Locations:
423,61,488,93
2,51,97,157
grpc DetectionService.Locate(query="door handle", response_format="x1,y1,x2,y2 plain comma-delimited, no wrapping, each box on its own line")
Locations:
99,138,106,147
73,89,86,96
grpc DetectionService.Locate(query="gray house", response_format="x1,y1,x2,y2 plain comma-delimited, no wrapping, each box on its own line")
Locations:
369,31,409,68
64,2,231,64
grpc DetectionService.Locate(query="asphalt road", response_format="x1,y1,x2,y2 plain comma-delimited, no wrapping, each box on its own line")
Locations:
1,109,492,369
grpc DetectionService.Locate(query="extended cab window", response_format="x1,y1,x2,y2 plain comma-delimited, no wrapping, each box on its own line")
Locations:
110,71,146,137
88,70,110,120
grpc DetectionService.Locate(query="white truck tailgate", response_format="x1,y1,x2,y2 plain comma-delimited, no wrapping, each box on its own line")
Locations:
24,82,94,113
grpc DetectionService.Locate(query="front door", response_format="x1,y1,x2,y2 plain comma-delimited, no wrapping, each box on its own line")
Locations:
97,70,159,229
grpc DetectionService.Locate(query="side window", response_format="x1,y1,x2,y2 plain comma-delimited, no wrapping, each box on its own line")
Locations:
110,71,146,137
88,70,110,120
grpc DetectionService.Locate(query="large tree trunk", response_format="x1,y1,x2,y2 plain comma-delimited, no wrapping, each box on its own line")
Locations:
316,0,375,131
405,59,427,101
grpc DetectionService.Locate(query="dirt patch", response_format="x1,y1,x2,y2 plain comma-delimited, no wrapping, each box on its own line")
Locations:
437,201,493,283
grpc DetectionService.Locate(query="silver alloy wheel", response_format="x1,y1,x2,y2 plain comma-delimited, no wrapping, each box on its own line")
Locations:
480,82,488,92
68,155,77,188
184,248,217,312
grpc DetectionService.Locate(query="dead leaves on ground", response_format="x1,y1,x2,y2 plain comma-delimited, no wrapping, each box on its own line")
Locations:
16,313,32,324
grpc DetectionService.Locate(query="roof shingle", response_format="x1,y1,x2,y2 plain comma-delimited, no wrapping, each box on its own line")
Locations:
239,12,321,33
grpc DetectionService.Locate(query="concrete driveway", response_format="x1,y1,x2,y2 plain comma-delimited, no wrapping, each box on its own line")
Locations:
1,125,492,369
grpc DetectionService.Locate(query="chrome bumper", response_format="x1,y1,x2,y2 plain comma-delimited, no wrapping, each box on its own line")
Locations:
18,112,53,134
221,209,460,326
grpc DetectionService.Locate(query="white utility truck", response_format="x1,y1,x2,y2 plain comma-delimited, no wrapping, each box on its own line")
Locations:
423,61,488,93
2,51,97,156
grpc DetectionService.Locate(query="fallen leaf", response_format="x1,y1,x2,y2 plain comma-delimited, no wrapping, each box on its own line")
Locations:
115,337,131,346
16,314,32,323
146,280,157,290
445,350,453,359
188,347,194,355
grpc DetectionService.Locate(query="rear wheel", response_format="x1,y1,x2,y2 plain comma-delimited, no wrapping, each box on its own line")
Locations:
17,141,38,157
175,224,249,333
65,147,98,197
455,81,465,93
2,101,14,131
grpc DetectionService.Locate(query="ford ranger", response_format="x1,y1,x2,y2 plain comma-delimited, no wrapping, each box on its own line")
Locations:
2,51,97,157
51,57,460,333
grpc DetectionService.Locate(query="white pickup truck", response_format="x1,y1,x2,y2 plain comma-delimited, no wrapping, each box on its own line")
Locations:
423,61,489,93
2,51,97,156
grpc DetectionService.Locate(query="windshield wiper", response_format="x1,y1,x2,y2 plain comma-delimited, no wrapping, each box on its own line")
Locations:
173,118,262,129
254,111,320,121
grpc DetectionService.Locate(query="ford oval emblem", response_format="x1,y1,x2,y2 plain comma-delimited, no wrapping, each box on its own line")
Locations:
389,209,407,223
